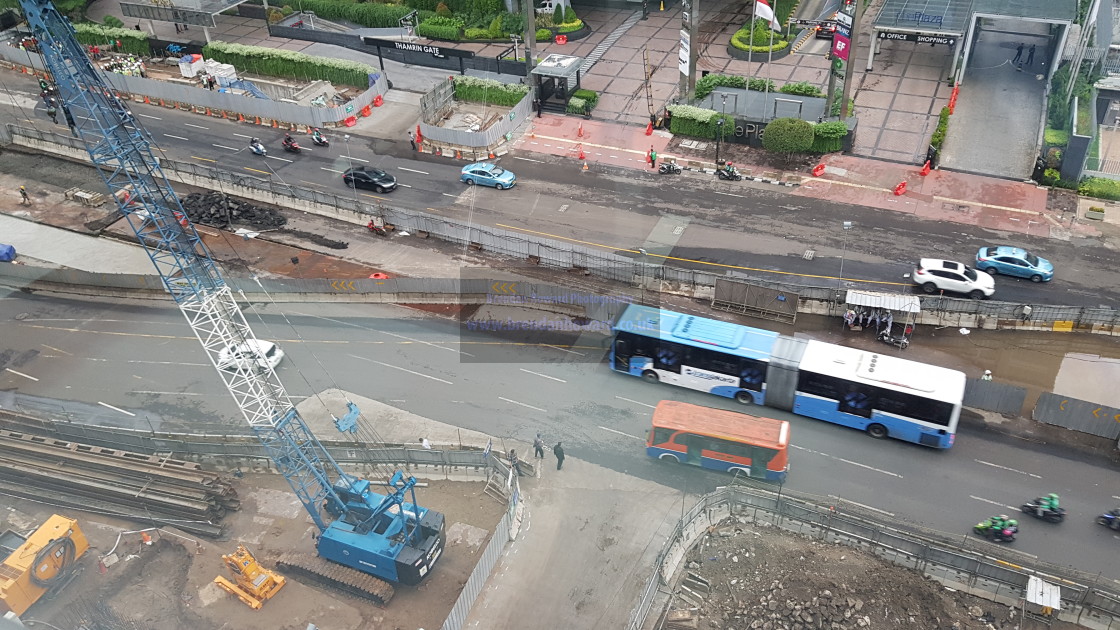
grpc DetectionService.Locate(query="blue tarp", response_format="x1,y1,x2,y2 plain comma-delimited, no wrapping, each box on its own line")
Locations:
0,243,15,262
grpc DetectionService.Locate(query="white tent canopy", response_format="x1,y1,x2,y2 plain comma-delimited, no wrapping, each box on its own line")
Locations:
1025,575,1062,610
845,290,921,314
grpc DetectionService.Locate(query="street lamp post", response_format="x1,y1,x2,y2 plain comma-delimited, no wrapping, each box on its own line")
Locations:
836,221,853,298
715,119,725,166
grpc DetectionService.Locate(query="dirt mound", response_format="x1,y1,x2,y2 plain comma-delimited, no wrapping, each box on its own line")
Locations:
674,519,1040,630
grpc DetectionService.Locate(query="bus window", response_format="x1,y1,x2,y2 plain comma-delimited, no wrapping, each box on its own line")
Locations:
839,385,874,418
798,370,846,400
875,389,954,426
651,427,673,445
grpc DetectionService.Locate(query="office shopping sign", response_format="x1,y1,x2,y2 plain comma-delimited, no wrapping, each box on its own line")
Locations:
679,29,690,75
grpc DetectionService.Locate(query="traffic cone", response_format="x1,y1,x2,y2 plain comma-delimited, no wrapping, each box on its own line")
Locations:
455,150,462,159
645,121,653,136
577,123,583,138
578,145,585,160
488,151,495,159
582,162,588,171
919,160,931,176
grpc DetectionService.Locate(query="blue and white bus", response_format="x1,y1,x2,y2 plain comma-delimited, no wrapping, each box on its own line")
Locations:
610,305,965,449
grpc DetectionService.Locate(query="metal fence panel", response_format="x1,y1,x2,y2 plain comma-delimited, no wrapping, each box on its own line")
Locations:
441,510,513,630
1034,392,1120,439
963,378,1028,415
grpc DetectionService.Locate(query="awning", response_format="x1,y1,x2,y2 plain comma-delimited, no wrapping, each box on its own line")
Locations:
845,290,921,313
1025,575,1062,610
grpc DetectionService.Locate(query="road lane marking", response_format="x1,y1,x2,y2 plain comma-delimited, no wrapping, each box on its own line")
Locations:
163,134,188,141
4,368,38,382
185,123,209,130
969,495,1017,511
136,113,161,120
599,426,644,440
397,183,412,188
349,355,453,384
790,445,903,478
266,155,293,163
320,167,344,174
233,133,253,138
1113,495,1120,501
98,401,136,416
131,390,205,396
828,495,895,517
41,344,71,355
543,344,584,355
399,167,429,175
373,330,470,356
213,144,238,151
498,397,546,413
495,224,911,287
513,156,544,163
245,167,270,174
974,459,1041,478
520,368,566,383
192,156,217,163
714,191,747,198
615,396,656,409
442,193,458,197
359,193,389,201
343,156,369,163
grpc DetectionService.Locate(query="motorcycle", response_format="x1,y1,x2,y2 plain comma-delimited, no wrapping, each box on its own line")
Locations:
973,520,1017,543
717,167,742,181
282,140,302,154
1097,509,1120,530
367,219,388,237
877,329,910,350
311,130,329,147
1021,500,1066,523
249,140,266,156
658,162,682,175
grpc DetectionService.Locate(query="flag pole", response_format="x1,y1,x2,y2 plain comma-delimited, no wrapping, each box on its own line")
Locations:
764,18,774,120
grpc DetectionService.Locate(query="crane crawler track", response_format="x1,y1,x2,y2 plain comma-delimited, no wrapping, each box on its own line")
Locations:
276,552,395,606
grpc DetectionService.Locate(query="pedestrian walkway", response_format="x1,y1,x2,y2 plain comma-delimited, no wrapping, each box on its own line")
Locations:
579,10,644,74
515,117,673,171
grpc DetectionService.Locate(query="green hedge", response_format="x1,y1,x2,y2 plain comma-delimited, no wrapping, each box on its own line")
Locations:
1044,127,1069,147
202,41,376,88
418,16,464,39
557,19,584,34
73,24,150,56
566,96,588,115
667,104,733,139
695,74,746,100
453,75,529,107
536,27,552,41
731,18,789,52
288,0,422,28
573,88,598,109
811,120,847,153
930,106,951,150
1079,177,1120,200
779,81,824,98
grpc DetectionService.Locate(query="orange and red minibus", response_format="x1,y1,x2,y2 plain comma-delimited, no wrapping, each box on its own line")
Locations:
647,400,789,482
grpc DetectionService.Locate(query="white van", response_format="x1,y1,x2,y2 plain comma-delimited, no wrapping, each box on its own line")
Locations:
217,339,285,372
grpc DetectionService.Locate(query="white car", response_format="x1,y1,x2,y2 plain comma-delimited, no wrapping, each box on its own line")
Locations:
217,340,284,372
911,258,995,299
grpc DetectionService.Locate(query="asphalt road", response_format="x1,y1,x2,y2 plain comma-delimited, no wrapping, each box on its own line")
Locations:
3,74,1120,308
1,293,1118,581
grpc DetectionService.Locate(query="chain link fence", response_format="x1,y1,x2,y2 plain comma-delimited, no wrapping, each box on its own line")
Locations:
628,481,1120,630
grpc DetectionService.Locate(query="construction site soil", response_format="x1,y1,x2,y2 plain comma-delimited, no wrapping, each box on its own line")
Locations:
673,518,1083,630
8,473,505,630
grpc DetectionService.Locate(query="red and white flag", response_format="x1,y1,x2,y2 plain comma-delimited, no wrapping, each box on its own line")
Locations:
754,0,782,31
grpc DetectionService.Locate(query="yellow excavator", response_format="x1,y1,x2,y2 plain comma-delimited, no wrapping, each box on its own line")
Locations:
0,514,89,617
213,545,286,609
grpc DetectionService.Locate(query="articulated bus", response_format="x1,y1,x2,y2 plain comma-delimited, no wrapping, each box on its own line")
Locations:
611,305,966,449
647,401,790,482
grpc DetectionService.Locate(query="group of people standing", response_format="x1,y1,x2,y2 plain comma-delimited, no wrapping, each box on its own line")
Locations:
510,435,565,475
1012,42,1037,69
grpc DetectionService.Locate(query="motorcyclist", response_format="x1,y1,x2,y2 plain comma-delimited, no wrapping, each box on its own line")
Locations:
724,161,737,176
282,133,295,148
1037,493,1059,515
250,137,263,153
311,127,324,142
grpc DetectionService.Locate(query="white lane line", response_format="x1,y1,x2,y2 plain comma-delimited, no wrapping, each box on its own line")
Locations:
266,155,293,163
398,167,429,175
163,134,188,141
970,495,1017,511
348,355,453,384
543,344,585,356
321,167,344,174
790,445,903,478
615,396,656,409
185,123,209,130
213,144,238,151
131,390,205,396
974,459,1042,479
136,113,161,120
233,132,253,139
442,193,458,197
371,331,471,357
513,156,544,163
714,191,746,198
828,495,895,517
98,401,136,417
1113,495,1120,501
4,368,39,382
520,368,566,383
389,399,407,403
41,344,71,355
599,426,644,440
344,156,369,163
398,183,413,188
498,397,547,413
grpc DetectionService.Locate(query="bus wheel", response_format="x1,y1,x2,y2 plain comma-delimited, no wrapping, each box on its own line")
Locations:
734,391,754,405
642,370,659,383
658,454,680,464
866,423,888,439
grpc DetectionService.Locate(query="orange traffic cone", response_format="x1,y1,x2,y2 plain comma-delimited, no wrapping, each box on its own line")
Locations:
577,123,584,138
919,160,931,176
582,162,588,171
645,121,653,136
578,145,585,160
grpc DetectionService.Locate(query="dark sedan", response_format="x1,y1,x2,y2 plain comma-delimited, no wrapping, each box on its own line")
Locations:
343,166,397,193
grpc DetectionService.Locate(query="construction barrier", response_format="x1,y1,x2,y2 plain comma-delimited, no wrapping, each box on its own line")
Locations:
812,163,826,177
894,181,907,196
344,116,357,127
360,105,372,117
373,95,383,107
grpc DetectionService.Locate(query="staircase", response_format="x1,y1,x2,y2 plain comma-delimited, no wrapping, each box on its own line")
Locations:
580,10,644,75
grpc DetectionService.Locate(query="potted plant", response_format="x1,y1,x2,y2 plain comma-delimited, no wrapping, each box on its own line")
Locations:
1086,206,1106,220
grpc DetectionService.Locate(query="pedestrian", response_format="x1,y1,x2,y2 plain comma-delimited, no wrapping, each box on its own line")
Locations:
533,434,545,459
509,449,524,476
981,370,993,381
174,23,181,33
134,24,141,31
420,437,431,449
46,104,57,124
1027,44,1036,66
19,186,30,206
408,130,417,151
553,442,565,470
649,146,658,168
209,76,216,90
1012,43,1023,64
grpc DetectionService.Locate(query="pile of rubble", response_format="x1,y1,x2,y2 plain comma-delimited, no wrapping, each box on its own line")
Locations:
179,192,287,229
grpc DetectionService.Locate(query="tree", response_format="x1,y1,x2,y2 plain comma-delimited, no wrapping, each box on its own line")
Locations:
761,117,814,162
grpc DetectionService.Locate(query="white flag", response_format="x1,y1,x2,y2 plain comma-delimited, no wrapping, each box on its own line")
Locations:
754,0,782,31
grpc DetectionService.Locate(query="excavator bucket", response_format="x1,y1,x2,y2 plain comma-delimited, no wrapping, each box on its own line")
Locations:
213,545,285,609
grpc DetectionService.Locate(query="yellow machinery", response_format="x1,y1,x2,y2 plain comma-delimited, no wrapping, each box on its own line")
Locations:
214,545,286,609
0,514,89,616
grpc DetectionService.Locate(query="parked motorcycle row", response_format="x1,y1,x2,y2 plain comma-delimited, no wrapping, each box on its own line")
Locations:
971,497,1120,544
655,160,743,181
248,128,330,157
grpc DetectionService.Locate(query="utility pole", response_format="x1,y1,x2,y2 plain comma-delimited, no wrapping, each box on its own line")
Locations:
678,0,699,99
523,0,536,86
839,0,864,119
